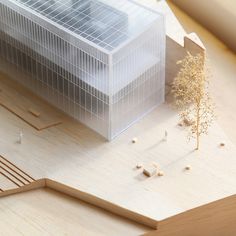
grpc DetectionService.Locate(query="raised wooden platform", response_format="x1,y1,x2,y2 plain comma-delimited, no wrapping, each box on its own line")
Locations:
0,187,151,236
0,75,62,130
1,72,236,230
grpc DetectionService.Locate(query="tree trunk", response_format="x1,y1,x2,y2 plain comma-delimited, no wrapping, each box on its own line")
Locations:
196,103,200,150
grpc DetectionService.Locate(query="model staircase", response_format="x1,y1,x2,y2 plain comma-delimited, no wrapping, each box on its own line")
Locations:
0,155,35,192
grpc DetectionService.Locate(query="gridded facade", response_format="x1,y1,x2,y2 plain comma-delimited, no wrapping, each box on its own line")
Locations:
0,0,165,140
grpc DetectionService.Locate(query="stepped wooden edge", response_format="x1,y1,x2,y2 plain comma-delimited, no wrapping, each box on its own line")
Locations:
143,194,236,236
0,179,45,198
0,178,158,230
2,177,236,235
0,155,35,183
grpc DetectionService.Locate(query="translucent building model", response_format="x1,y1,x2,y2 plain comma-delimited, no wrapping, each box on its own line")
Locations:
0,0,165,140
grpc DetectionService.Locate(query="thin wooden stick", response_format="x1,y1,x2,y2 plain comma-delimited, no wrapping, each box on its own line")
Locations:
0,160,31,183
0,171,21,187
0,155,35,181
0,166,25,185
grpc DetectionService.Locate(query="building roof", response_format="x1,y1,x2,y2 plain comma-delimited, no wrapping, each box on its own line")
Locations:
13,0,162,51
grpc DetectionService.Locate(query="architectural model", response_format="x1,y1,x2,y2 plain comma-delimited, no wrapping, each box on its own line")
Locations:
1,0,236,235
0,0,165,140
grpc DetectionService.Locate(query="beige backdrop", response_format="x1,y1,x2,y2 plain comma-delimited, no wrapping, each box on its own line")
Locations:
171,0,236,53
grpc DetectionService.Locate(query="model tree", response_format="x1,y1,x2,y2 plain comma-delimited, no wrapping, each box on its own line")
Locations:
172,52,215,150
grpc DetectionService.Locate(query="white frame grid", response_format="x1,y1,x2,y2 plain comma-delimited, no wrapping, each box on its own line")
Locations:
0,0,165,140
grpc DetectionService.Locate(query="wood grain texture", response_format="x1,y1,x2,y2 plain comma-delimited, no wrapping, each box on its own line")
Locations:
0,178,156,230
144,194,236,236
142,2,236,233
0,155,35,182
1,73,236,226
0,187,151,236
45,179,158,229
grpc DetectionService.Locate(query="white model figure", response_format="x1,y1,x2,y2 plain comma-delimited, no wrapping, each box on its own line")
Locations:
18,131,23,144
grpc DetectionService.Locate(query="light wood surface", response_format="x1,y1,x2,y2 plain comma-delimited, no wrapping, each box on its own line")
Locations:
0,187,150,236
143,2,236,234
0,0,236,235
0,177,158,229
144,195,236,236
0,155,35,191
1,73,236,225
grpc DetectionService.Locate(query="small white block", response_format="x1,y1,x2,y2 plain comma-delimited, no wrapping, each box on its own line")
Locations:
132,137,138,143
143,165,157,177
185,165,191,171
158,171,164,177
136,163,143,169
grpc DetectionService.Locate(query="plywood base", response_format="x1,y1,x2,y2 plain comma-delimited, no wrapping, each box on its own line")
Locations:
0,177,158,229
144,195,236,236
0,75,62,130
1,70,236,229
0,187,151,236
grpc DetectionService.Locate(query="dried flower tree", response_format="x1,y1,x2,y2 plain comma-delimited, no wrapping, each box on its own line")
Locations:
172,52,215,150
